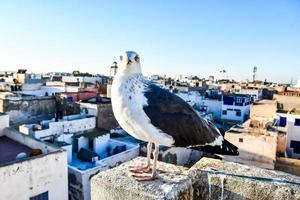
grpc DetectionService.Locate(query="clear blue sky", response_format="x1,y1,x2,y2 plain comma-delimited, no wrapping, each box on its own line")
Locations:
0,0,299,83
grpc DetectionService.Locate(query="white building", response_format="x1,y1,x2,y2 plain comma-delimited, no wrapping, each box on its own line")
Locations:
19,114,139,200
19,114,96,140
221,94,252,123
0,128,68,200
275,109,300,159
237,88,263,102
68,131,139,200
177,91,222,120
62,76,103,84
177,92,252,123
224,125,278,169
17,85,65,96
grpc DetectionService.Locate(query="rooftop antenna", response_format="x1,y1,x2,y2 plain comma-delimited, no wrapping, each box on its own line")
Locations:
253,66,257,82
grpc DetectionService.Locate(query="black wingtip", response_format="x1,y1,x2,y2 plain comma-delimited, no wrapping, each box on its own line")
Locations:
191,139,239,156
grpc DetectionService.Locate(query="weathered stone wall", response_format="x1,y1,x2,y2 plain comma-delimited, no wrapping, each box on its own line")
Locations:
0,96,56,125
190,157,300,200
224,132,277,169
97,103,118,130
275,94,300,111
275,157,300,176
91,157,300,200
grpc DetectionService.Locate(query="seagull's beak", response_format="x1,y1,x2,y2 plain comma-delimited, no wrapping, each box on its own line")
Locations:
120,54,132,65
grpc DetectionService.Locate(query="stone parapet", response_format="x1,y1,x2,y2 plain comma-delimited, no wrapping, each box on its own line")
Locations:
91,157,300,200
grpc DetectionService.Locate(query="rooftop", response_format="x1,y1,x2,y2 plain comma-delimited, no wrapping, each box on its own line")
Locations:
24,114,95,131
69,139,139,171
226,124,276,136
0,136,33,165
73,128,109,139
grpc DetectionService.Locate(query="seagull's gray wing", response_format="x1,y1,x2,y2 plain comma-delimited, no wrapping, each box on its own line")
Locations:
143,83,238,155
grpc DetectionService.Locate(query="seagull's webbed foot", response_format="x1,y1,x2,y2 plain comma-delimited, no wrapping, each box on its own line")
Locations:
132,172,157,181
129,142,153,174
131,143,160,181
129,165,152,173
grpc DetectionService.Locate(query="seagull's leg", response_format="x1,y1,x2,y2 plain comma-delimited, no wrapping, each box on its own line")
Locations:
129,142,152,173
133,143,159,181
151,143,159,178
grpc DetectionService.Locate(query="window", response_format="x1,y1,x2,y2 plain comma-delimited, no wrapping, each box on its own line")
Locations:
223,96,234,105
236,110,241,116
30,192,48,200
290,140,300,154
279,117,287,127
236,97,243,103
235,97,244,106
239,138,243,143
222,110,227,115
295,119,300,126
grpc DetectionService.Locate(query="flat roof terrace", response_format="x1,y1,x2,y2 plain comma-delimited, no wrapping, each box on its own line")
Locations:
0,136,32,165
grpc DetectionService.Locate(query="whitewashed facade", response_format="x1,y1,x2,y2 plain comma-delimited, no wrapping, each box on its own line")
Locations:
19,114,96,140
0,129,68,200
275,111,300,159
237,88,263,102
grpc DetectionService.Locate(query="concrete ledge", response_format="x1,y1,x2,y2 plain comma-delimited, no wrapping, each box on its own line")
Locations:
91,157,192,200
91,157,300,200
190,157,300,200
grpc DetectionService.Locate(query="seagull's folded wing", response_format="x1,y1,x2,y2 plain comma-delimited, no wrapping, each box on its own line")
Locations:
143,83,222,147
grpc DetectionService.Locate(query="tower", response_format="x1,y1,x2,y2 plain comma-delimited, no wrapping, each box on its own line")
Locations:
110,61,118,77
253,66,257,82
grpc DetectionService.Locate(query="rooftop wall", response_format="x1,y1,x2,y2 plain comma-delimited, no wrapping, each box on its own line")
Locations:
275,157,300,176
91,157,300,200
0,128,68,200
0,96,56,125
275,94,300,111
0,145,68,200
3,128,60,155
19,115,96,140
250,100,276,119
224,131,277,169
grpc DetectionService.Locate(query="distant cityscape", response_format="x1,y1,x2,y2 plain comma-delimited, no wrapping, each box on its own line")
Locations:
0,62,300,199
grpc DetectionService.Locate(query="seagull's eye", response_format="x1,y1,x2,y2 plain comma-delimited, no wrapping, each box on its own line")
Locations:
119,56,123,61
134,55,140,62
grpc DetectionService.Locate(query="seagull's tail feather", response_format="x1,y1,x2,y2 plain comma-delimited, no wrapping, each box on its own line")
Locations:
191,139,239,156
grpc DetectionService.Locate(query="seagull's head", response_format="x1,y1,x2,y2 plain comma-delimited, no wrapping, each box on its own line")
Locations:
118,51,142,75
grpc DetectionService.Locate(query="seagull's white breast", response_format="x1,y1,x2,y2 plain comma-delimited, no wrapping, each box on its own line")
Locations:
111,73,174,146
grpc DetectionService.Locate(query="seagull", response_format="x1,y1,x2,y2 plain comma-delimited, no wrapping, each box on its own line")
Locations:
111,51,239,181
